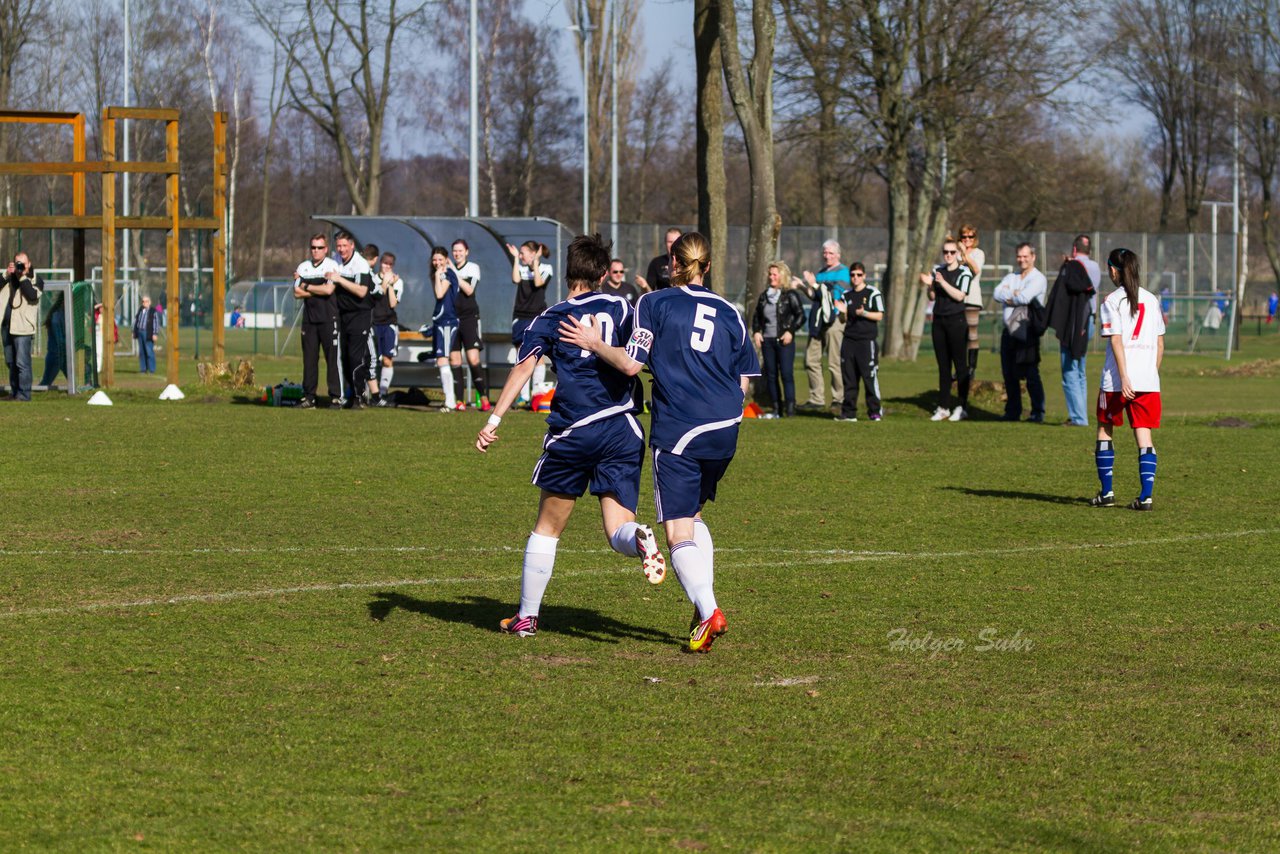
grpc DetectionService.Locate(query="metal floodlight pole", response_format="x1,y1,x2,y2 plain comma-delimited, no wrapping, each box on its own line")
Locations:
122,0,131,297
582,15,591,234
610,0,618,250
1227,79,1242,361
468,0,479,217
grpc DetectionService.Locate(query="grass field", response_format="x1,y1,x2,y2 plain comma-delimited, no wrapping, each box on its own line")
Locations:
2,334,1279,850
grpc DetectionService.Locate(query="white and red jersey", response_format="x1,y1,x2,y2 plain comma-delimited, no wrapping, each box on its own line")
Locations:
1100,287,1164,392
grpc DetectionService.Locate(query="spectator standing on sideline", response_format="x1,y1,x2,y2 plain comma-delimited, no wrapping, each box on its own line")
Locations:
2,252,44,400
371,252,403,406
327,230,376,408
957,225,985,379
294,233,342,408
636,227,681,293
506,240,553,407
1267,292,1278,325
361,243,384,404
428,246,462,411
1091,248,1164,511
834,262,884,422
450,239,490,410
562,231,761,653
602,258,639,304
1046,235,1098,427
799,239,849,412
751,260,805,418
920,238,974,422
133,295,161,374
992,243,1048,422
476,233,665,639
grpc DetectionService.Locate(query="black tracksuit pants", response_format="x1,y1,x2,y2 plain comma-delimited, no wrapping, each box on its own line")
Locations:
340,311,373,400
840,336,881,418
932,312,969,410
301,318,341,400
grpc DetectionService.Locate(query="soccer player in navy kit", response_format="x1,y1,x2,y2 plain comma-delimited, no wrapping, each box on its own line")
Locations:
450,240,490,410
505,240,553,405
428,247,462,411
293,233,342,408
476,234,666,638
328,230,377,408
562,232,760,653
371,252,403,406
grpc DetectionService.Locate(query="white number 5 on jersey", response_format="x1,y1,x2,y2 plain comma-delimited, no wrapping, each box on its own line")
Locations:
690,304,717,352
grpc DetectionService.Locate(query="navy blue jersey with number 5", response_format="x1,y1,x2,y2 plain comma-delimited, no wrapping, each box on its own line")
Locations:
626,285,760,458
518,292,641,434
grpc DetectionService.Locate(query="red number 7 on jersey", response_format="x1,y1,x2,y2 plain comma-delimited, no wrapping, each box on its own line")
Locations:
1131,303,1145,339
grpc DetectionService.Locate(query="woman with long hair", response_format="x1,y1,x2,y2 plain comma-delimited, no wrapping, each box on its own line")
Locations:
920,238,974,421
1091,248,1165,511
752,260,805,418
957,225,985,378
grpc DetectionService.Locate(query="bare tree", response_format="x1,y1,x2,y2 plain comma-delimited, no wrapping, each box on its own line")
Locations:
247,0,431,215
828,0,1078,359
1237,1,1280,285
718,0,777,305
694,0,726,290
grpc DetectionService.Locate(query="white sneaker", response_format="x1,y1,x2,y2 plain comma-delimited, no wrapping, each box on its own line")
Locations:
636,524,666,584
948,406,968,422
930,407,951,421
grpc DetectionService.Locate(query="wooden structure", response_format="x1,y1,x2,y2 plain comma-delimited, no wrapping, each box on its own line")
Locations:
0,107,227,387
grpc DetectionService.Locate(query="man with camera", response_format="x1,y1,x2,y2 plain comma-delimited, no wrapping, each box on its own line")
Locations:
2,252,44,401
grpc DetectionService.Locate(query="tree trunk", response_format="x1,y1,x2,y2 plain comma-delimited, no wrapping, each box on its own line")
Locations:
719,0,777,308
695,0,726,293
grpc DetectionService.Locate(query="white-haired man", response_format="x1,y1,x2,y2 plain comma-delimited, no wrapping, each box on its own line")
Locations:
798,239,849,412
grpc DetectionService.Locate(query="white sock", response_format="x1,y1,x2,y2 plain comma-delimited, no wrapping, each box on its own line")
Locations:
532,361,547,390
440,364,455,407
693,518,714,585
379,366,392,394
519,532,558,618
520,377,531,401
609,521,641,557
670,540,717,620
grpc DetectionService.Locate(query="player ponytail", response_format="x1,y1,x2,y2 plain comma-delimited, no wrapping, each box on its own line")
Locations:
670,231,711,286
1108,248,1141,318
521,241,550,261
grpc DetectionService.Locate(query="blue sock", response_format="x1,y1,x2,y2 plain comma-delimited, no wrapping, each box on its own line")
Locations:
1095,440,1114,495
1138,447,1157,500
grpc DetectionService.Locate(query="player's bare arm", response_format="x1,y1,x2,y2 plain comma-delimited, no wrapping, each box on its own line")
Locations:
558,315,643,377
1108,334,1134,399
475,356,539,453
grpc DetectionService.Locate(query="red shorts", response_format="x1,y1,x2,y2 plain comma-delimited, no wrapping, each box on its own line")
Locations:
1097,390,1162,429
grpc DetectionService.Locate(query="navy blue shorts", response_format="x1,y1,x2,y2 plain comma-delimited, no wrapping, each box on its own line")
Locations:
373,324,399,359
511,317,535,348
531,414,645,512
433,321,458,356
651,448,734,522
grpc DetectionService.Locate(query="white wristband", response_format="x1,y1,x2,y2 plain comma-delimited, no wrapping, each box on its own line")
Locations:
486,414,502,429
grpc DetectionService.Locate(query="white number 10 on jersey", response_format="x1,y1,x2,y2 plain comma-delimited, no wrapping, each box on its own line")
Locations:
580,312,615,358
690,304,717,352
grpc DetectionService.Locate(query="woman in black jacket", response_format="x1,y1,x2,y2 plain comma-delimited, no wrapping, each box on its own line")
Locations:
752,260,806,418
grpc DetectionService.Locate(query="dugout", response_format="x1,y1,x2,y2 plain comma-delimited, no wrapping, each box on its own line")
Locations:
313,215,573,390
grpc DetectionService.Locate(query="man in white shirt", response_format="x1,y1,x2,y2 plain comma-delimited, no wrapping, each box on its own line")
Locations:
992,242,1048,422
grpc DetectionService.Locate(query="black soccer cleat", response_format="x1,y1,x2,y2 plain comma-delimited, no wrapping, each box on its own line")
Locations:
1090,491,1115,507
1129,496,1153,511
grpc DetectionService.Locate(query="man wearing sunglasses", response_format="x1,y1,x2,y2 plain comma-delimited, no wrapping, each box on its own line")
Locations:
293,234,342,408
601,259,639,305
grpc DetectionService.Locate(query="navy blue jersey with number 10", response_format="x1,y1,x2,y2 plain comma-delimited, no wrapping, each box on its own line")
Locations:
626,285,760,459
518,292,641,434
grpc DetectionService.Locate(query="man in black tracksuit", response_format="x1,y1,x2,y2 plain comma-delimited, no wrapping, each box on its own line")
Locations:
835,262,885,422
328,229,377,408
294,233,342,408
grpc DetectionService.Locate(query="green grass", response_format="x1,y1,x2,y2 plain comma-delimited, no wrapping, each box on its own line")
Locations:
2,333,1279,850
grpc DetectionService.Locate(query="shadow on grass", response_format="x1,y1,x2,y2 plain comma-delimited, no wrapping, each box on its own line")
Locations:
943,485,1083,505
367,592,673,645
885,390,998,421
